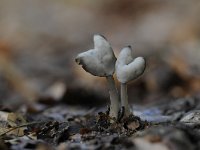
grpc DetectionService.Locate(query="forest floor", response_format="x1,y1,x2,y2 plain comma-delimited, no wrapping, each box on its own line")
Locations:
0,95,200,150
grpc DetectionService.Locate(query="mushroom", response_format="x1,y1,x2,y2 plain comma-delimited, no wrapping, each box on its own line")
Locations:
116,46,146,117
75,34,120,118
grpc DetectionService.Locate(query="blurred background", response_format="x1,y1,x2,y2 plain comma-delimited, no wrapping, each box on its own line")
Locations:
0,0,200,108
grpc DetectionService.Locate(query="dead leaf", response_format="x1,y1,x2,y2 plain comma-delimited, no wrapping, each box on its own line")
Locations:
0,111,27,136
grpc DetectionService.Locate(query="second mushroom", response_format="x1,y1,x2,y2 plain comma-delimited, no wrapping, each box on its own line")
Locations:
116,46,146,118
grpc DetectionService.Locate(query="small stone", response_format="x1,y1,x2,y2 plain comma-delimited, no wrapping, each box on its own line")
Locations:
127,120,140,131
180,110,200,125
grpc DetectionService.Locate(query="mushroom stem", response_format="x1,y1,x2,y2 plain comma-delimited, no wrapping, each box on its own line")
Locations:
121,83,131,117
106,75,120,118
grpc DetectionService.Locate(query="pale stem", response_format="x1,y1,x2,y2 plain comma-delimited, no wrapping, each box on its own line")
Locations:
106,75,120,118
121,83,131,117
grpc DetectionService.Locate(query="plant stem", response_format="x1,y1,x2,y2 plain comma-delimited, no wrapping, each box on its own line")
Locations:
121,83,131,117
106,75,120,118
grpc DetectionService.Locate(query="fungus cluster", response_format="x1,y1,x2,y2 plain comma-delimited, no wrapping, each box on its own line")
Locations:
75,35,146,120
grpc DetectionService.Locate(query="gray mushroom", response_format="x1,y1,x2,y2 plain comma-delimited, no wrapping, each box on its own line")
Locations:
75,34,120,118
116,46,146,117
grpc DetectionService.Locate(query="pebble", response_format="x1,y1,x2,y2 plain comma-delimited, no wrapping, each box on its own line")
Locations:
180,110,200,125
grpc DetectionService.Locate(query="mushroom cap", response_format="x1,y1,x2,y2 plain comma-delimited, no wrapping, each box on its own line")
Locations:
115,46,146,83
75,34,116,77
